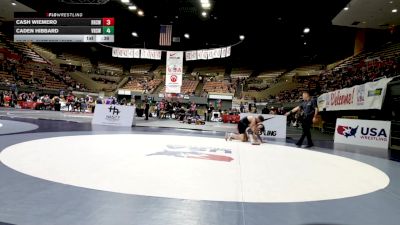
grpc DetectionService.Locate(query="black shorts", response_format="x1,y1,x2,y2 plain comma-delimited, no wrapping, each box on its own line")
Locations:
238,121,248,134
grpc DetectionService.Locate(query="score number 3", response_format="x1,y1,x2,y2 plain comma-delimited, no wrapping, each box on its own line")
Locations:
102,18,115,26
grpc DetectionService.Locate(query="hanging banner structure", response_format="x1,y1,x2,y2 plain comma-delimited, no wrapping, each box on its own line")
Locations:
112,48,161,60
166,51,183,93
111,46,232,61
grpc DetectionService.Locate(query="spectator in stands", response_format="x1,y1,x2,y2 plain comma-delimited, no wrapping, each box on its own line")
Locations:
190,101,197,117
240,102,244,113
96,97,103,104
207,102,214,121
0,91,3,106
261,105,269,114
66,93,74,111
285,91,318,148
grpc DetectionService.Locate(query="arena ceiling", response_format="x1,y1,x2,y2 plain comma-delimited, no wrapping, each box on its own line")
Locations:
2,0,393,67
333,0,400,29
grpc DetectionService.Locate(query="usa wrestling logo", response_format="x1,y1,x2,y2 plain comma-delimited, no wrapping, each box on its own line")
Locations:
147,145,234,162
337,125,358,138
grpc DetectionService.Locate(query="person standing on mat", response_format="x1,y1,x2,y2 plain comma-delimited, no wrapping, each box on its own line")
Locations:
285,91,318,148
144,99,150,120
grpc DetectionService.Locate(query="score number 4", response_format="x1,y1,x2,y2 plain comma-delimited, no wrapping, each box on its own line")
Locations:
102,26,114,34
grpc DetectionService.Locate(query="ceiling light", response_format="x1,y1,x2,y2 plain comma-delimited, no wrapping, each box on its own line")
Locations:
137,10,144,16
121,0,129,3
304,42,307,45
239,35,245,40
11,2,16,5
392,9,398,13
184,33,190,39
303,27,310,34
202,3,211,8
202,11,207,17
390,1,393,3
344,7,349,10
200,0,208,3
128,5,137,10
132,32,138,37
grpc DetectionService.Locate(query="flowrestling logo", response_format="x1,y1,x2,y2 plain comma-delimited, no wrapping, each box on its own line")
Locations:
337,125,388,141
105,105,120,121
147,145,234,162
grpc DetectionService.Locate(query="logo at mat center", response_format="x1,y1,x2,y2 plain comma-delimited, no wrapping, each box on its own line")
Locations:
147,145,233,162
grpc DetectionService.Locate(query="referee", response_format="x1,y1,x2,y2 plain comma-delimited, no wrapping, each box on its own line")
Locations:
286,91,318,148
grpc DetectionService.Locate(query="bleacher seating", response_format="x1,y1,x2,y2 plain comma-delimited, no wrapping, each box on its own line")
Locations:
130,64,152,74
0,71,15,84
231,68,252,79
258,69,286,80
122,77,162,93
0,33,47,64
203,81,232,93
62,53,92,68
192,66,225,76
16,63,68,90
98,61,123,74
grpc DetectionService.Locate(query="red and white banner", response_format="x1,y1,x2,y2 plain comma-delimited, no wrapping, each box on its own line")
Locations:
166,51,183,93
334,118,391,149
318,78,393,111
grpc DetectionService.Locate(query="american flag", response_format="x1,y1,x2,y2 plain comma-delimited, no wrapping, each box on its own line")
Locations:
159,25,172,46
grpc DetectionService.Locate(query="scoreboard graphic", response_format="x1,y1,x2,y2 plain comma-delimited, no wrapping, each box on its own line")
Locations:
14,13,114,43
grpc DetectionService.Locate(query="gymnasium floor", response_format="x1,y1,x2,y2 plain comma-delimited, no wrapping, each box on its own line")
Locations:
0,109,399,225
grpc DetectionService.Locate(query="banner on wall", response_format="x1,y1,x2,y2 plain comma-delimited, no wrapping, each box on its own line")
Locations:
334,118,391,149
318,78,393,111
240,113,287,139
165,51,183,93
